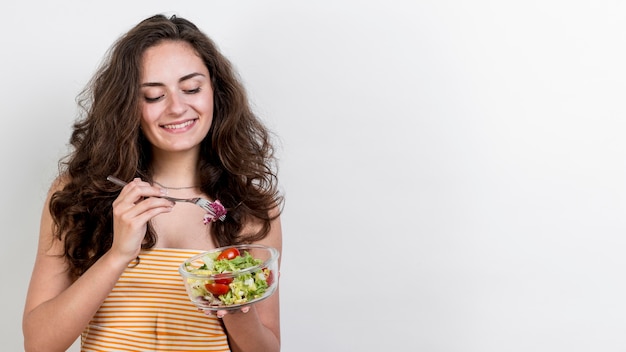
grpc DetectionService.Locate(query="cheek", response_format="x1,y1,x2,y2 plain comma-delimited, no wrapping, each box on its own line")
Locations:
200,101,214,116
140,104,160,125
198,90,214,113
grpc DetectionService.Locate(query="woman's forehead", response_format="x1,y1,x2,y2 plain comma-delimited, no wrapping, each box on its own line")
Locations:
140,41,208,82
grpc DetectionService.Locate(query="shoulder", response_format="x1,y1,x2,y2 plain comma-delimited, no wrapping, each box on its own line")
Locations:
244,207,283,253
48,174,70,197
41,174,71,238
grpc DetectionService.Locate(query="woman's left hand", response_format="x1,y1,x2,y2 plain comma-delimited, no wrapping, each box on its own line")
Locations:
203,305,250,319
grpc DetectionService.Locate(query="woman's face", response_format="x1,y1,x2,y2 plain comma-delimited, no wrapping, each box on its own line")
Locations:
139,40,214,155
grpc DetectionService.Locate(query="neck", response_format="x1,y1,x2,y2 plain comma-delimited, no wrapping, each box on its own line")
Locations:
150,149,201,189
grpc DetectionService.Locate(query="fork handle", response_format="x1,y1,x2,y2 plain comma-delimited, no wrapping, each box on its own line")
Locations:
107,175,128,187
162,196,192,203
108,176,179,200
108,176,184,198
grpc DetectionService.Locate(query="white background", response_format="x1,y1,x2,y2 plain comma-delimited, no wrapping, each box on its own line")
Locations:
2,1,626,351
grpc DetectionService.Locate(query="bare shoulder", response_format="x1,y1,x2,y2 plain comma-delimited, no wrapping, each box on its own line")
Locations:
38,175,69,252
50,174,70,194
243,207,283,252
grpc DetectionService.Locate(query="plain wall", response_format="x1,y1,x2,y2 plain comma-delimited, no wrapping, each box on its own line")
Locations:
3,1,626,351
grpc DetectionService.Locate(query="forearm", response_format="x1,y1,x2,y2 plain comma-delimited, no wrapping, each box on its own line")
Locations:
222,218,282,352
222,306,280,352
23,251,129,352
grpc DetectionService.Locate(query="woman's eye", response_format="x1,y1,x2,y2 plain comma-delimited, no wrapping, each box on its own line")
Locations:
144,95,163,103
184,87,201,94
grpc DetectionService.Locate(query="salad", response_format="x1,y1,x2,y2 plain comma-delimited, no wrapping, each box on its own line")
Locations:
184,247,274,307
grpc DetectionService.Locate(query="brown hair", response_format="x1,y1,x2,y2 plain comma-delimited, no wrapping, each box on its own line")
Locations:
50,14,282,278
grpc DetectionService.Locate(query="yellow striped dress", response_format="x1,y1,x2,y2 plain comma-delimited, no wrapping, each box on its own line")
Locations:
81,248,230,352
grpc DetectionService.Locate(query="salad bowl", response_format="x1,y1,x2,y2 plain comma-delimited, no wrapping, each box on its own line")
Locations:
179,244,279,311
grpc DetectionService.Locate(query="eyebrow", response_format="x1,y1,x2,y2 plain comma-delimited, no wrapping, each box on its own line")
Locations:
140,72,206,87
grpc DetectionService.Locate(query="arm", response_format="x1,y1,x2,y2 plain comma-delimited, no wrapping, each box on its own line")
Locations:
22,178,174,352
221,214,283,352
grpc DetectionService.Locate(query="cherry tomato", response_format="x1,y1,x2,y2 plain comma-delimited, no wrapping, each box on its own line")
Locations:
217,247,240,261
265,269,274,286
205,283,230,296
213,273,233,285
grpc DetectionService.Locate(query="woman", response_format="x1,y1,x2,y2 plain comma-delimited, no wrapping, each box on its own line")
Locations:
22,14,283,352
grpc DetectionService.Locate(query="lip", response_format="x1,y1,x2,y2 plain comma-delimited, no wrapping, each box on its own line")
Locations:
160,118,199,133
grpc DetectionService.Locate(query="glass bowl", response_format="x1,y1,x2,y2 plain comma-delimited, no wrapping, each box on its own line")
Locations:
179,244,279,311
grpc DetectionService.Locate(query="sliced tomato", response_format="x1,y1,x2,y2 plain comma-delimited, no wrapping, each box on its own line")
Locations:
213,273,233,285
205,283,229,296
217,247,241,261
265,269,274,286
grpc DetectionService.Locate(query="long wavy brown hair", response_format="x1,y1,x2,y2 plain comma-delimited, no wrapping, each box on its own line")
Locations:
50,14,282,279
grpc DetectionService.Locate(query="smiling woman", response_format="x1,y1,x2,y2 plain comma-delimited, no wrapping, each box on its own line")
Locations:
22,14,283,352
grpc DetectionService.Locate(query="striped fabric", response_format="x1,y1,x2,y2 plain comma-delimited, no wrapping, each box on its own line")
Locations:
81,248,230,352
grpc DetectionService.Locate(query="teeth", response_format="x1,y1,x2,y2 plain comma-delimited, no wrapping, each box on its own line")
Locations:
163,120,195,129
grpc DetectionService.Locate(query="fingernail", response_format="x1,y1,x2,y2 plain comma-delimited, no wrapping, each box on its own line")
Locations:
242,307,250,313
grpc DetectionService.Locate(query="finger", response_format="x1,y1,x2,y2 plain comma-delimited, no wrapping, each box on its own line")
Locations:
122,199,174,225
112,202,173,242
216,310,227,319
114,196,173,220
119,178,166,201
116,179,170,207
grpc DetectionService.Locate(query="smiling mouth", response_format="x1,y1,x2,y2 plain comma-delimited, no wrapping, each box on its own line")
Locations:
161,118,198,130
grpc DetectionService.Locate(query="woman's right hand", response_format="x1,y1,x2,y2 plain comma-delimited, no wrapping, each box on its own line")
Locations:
110,178,174,262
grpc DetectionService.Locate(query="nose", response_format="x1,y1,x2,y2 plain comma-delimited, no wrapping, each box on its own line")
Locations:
166,91,187,116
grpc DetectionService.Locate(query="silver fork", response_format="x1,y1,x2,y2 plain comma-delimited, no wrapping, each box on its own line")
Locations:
107,175,226,221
